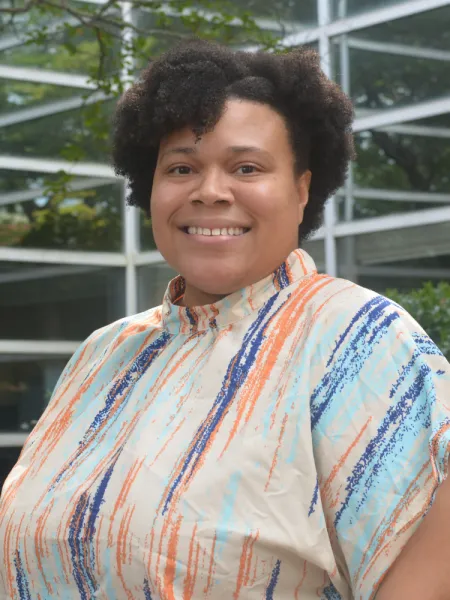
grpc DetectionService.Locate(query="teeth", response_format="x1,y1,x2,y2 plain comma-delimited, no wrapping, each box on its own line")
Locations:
186,227,247,236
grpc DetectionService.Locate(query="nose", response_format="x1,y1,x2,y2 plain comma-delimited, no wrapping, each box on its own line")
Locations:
189,168,234,206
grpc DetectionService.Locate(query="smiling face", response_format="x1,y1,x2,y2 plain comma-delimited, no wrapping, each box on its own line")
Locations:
150,99,311,306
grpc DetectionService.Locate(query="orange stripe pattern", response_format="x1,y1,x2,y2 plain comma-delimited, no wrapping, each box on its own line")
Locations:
1,249,449,600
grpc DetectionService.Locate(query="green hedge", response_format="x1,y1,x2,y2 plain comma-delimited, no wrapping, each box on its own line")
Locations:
386,282,450,360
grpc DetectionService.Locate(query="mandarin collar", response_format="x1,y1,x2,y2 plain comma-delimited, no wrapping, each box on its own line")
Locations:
161,249,317,335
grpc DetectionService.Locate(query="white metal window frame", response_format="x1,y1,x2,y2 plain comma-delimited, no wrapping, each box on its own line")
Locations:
2,39,450,132
1,0,450,447
342,36,450,62
0,0,447,91
0,65,95,89
281,0,450,47
0,156,115,177
1,177,116,207
0,92,111,129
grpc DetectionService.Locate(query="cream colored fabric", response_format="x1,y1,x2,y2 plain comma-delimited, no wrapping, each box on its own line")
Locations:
1,250,449,600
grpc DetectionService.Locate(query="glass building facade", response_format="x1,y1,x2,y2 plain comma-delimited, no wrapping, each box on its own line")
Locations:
1,0,450,484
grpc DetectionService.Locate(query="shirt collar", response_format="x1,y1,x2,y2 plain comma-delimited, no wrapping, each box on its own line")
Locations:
161,249,317,335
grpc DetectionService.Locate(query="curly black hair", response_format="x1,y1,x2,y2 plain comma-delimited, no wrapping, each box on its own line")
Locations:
112,38,355,242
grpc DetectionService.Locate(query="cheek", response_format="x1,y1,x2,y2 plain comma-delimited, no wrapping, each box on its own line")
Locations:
239,180,282,212
149,198,162,235
150,186,178,224
243,186,298,225
150,196,172,251
150,194,164,220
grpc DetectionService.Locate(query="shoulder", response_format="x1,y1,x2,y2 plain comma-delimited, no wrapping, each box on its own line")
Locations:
59,305,165,384
308,283,449,600
302,274,448,386
307,276,448,429
85,305,164,350
21,305,166,448
305,273,393,320
303,273,426,346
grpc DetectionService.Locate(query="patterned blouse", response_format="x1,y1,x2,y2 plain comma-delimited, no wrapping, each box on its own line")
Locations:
1,249,449,600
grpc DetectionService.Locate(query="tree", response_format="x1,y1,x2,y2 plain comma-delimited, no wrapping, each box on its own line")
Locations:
2,1,450,270
386,282,450,360
333,6,450,220
0,0,283,250
0,1,281,97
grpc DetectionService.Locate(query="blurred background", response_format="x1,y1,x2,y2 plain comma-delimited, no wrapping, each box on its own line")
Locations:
0,0,449,487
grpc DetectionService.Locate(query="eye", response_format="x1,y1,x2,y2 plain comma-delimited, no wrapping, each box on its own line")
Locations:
168,165,193,175
237,165,259,175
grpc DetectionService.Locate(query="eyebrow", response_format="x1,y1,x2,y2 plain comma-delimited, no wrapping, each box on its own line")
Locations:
160,146,197,159
229,145,265,154
160,145,269,159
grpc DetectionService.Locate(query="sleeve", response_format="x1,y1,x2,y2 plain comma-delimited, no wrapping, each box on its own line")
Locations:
310,293,450,600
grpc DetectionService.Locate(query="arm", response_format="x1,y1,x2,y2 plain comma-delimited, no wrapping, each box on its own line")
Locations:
376,473,450,600
310,292,450,600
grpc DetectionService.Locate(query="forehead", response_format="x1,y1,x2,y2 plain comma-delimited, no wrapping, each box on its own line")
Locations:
159,99,291,154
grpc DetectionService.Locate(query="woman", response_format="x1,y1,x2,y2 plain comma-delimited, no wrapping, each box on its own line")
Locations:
1,39,449,600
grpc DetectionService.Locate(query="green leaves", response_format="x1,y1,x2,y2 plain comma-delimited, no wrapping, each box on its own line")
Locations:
0,0,278,178
17,179,122,252
0,0,279,246
386,282,450,359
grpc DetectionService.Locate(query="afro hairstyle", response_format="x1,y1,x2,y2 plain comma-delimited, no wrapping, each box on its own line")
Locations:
112,38,355,243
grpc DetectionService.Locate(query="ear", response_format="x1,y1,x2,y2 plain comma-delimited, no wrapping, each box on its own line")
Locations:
296,170,312,224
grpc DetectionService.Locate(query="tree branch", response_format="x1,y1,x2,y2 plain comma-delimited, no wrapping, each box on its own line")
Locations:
0,0,39,14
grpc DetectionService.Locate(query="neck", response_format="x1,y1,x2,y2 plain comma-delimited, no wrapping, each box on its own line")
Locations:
180,284,228,308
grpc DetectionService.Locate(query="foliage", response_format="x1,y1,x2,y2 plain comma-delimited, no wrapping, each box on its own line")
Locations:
2,1,450,257
0,209,30,246
0,0,284,249
0,171,123,251
386,282,450,360
331,6,450,220
18,195,122,251
1,1,281,94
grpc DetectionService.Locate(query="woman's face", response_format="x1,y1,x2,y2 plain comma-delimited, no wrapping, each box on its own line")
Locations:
151,99,311,305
